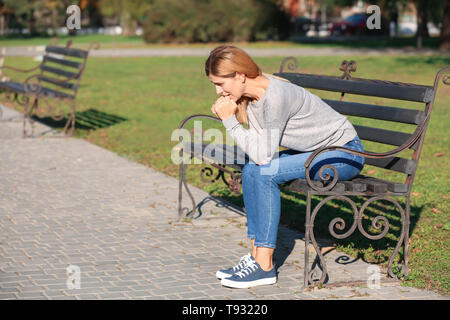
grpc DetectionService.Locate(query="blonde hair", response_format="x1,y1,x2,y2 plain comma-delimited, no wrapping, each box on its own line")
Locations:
205,45,262,125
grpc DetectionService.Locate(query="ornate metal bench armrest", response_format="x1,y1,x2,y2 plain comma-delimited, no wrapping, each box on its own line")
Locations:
178,113,221,130
23,74,44,95
176,113,222,165
303,118,429,192
0,64,41,74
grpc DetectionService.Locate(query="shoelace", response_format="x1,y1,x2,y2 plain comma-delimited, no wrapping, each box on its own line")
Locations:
232,253,252,272
235,260,258,278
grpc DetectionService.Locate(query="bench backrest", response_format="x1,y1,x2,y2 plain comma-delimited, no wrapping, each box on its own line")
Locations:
274,60,446,193
37,41,98,98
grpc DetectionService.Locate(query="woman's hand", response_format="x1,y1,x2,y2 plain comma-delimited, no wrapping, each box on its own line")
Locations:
211,96,238,120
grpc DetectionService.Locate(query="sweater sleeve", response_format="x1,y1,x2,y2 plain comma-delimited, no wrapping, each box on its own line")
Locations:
222,99,290,165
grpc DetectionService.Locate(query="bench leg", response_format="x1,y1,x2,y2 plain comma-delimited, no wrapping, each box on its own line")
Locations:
63,100,76,136
303,192,329,289
303,192,312,289
22,97,36,138
403,196,410,276
178,157,197,221
386,195,410,279
302,194,411,288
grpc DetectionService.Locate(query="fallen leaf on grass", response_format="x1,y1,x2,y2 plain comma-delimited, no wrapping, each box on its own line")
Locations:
432,208,441,214
433,223,443,230
433,152,444,157
367,169,376,175
411,192,420,197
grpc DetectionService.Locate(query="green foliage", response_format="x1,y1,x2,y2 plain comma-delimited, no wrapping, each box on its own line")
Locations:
142,0,291,43
98,0,153,33
2,0,73,34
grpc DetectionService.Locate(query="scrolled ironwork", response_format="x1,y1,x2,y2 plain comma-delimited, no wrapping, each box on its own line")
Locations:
279,56,299,73
357,196,395,241
15,93,29,107
443,75,450,85
304,194,409,286
200,165,222,184
305,195,358,285
222,169,242,194
327,197,359,239
339,60,357,80
199,163,242,194
32,96,66,121
305,163,339,192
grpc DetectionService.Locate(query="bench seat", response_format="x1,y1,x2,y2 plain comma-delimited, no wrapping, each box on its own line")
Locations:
0,81,75,99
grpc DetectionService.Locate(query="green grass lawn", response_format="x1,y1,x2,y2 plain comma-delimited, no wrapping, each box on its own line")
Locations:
2,53,449,295
0,33,443,49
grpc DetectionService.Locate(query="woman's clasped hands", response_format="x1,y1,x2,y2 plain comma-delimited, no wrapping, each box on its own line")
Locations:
211,96,238,121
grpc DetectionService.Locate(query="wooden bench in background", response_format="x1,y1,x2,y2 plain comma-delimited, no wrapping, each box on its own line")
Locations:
176,57,449,289
0,40,99,137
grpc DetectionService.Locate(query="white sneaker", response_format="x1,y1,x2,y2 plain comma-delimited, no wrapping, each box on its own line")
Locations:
216,253,254,280
221,260,277,289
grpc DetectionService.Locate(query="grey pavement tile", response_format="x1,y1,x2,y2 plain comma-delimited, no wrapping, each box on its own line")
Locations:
0,293,18,299
72,294,101,300
0,113,446,301
16,292,47,299
96,292,129,300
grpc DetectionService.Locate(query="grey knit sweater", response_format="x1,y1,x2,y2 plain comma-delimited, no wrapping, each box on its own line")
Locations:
222,76,357,165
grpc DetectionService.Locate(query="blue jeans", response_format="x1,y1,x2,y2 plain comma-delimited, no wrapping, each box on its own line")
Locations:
241,136,365,249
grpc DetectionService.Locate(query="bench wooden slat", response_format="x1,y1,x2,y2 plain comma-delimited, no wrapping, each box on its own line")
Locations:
282,178,346,193
181,142,248,165
352,175,408,193
46,46,88,58
0,81,74,98
323,99,426,125
40,65,78,79
38,76,78,90
354,125,416,149
341,180,367,192
364,155,416,175
44,55,82,69
274,72,434,103
352,176,388,193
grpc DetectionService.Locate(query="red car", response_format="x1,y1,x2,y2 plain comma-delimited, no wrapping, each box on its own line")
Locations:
330,13,388,36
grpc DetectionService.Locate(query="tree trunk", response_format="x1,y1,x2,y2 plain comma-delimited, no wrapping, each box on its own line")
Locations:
440,0,450,50
121,12,137,36
0,15,4,36
415,0,430,49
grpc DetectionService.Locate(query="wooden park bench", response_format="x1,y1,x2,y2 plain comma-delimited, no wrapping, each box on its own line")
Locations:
175,58,449,288
0,40,99,137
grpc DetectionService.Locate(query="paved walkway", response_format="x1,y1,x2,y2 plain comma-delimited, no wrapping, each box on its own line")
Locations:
2,45,446,57
0,104,448,300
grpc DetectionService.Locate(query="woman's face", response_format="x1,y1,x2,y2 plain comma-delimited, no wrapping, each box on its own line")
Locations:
208,73,244,102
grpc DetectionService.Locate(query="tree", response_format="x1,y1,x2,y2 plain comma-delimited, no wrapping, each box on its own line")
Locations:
2,0,73,35
439,0,450,50
99,0,153,36
413,0,447,48
319,0,448,49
